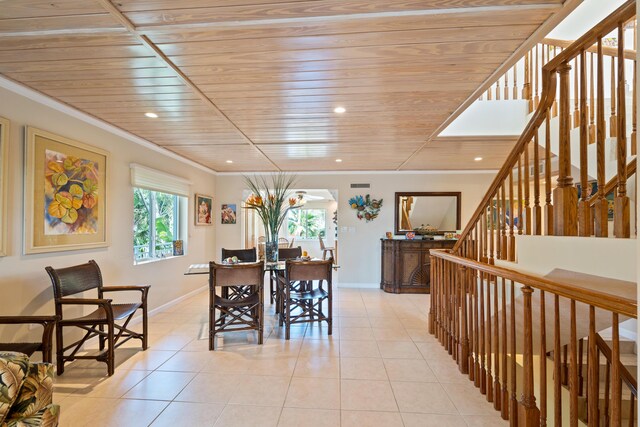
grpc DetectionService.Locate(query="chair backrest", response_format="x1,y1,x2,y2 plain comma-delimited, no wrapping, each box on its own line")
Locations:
319,236,326,250
278,237,289,248
209,262,264,288
279,246,302,260
286,259,333,282
221,248,257,262
46,259,103,299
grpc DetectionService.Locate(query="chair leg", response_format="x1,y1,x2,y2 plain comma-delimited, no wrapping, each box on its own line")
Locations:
98,324,105,350
107,324,115,376
285,299,291,340
270,276,274,305
55,324,64,375
328,295,333,335
142,305,148,350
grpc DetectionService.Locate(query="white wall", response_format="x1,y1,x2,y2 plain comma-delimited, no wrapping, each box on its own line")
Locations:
0,87,216,333
216,172,495,286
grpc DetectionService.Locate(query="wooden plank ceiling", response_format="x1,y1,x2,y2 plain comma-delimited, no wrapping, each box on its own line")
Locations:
0,0,568,172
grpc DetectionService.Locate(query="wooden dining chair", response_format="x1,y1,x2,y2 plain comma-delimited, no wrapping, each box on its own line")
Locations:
221,248,258,300
0,316,57,363
209,261,264,350
278,259,333,340
45,260,149,376
319,236,335,262
278,237,290,248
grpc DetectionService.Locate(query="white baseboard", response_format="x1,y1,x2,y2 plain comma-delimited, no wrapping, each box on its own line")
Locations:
337,282,380,289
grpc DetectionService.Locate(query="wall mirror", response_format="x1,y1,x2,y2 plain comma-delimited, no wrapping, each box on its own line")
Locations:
394,192,461,235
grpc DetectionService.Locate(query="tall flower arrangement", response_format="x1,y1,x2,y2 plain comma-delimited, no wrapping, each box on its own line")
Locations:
244,173,302,262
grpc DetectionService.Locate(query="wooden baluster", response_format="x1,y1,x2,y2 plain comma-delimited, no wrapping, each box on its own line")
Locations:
479,268,486,395
496,76,501,100
573,57,580,128
595,38,609,237
486,272,493,403
534,44,540,109
490,194,496,264
429,255,436,334
629,396,635,427
504,72,509,100
474,263,481,387
481,210,488,263
579,51,592,237
519,286,540,425
632,58,637,155
569,301,578,426
553,62,578,236
587,306,599,425
486,86,493,101
539,290,547,425
501,277,509,420
509,280,518,426
604,361,611,426
523,50,531,111
458,265,469,374
517,157,523,236
589,52,596,144
563,345,568,386
495,192,502,262
610,313,621,425
523,140,532,234
578,338,584,396
508,169,516,261
467,265,475,377
513,61,518,100
533,133,542,235
610,53,618,138
551,47,559,117
554,295,562,426
544,109,554,235
614,24,630,238
493,273,501,411
501,183,508,258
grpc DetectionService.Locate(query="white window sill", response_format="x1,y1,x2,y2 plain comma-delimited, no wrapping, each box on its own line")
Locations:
134,255,183,266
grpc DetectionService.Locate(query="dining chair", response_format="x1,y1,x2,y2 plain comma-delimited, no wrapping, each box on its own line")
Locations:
0,316,57,363
319,236,335,262
209,261,264,350
45,260,149,376
221,248,258,300
278,237,290,248
271,246,303,307
278,259,333,340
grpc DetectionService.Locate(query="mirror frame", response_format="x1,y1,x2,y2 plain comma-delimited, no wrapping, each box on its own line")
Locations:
394,191,461,235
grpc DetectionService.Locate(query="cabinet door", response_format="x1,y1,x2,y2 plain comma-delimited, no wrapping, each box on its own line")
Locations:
400,245,427,290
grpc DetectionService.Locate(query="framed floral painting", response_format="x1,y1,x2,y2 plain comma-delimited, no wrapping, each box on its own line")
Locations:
24,127,109,254
0,117,8,256
195,194,213,225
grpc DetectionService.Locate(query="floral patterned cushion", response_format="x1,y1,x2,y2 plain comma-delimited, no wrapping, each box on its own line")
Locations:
1,404,59,427
6,363,54,421
0,352,30,425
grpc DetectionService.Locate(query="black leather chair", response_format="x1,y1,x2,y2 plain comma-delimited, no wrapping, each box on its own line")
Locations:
45,260,149,376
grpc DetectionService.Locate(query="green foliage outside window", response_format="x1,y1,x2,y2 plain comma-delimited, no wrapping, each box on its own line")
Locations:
287,209,326,239
133,188,179,260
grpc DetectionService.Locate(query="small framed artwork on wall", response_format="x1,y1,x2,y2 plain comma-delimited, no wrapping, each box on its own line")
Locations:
221,204,236,224
24,127,109,254
195,193,213,226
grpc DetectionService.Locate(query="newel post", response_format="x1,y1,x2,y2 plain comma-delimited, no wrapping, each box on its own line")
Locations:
428,254,437,335
553,62,578,236
458,265,469,374
518,286,540,426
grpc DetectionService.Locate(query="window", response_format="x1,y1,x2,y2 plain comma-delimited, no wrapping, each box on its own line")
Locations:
287,209,326,239
134,188,184,262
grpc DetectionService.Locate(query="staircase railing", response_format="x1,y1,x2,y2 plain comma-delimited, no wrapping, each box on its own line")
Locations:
429,249,637,426
454,0,637,263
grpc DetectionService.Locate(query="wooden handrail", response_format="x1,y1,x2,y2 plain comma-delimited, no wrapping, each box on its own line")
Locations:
543,37,636,61
587,157,637,206
454,0,636,252
430,249,637,318
595,333,637,396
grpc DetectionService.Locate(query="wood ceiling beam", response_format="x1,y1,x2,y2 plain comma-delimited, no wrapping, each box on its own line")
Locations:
95,0,281,172
395,0,583,171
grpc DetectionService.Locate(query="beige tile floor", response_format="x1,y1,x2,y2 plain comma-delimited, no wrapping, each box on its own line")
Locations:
54,286,509,427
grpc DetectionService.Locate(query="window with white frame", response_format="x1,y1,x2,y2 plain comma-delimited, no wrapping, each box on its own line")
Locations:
287,208,326,239
131,164,189,263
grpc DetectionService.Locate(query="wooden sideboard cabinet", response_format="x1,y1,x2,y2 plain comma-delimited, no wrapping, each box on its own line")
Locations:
380,238,455,294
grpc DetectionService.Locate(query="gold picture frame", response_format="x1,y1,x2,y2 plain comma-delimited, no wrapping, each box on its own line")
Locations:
24,127,109,254
195,193,213,226
0,117,9,256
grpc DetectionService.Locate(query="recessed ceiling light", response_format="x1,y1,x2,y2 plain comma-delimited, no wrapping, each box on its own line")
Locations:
226,160,233,164
474,157,483,161
335,159,343,163
333,106,346,114
145,112,158,118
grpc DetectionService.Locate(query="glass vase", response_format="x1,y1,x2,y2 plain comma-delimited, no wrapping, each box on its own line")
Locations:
264,237,279,263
